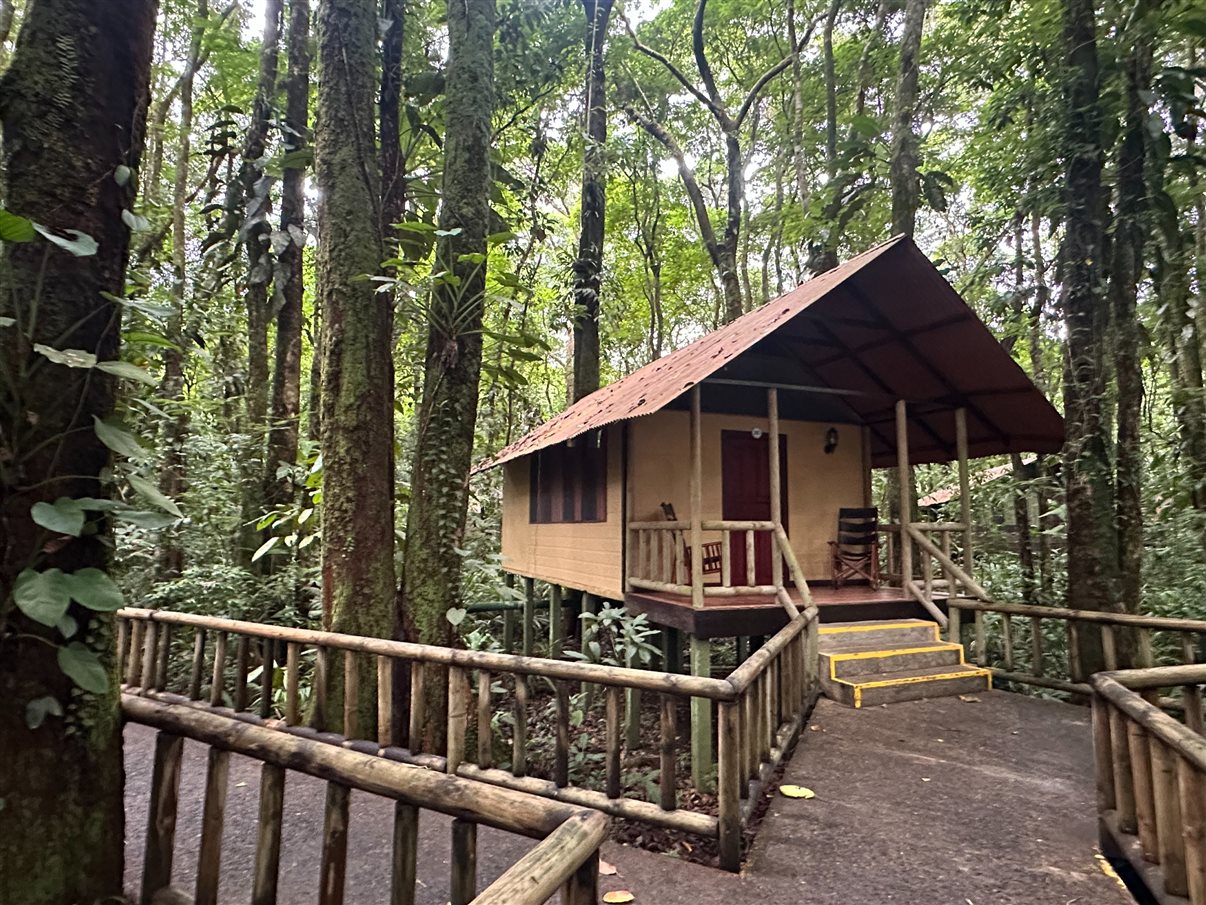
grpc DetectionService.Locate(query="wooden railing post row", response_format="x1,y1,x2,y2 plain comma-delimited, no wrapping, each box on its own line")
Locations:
447,665,470,774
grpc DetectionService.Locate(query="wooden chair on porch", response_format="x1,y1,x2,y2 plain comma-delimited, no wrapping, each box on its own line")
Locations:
660,503,723,578
829,507,879,589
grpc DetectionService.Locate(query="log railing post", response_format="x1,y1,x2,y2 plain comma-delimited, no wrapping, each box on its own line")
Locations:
1177,758,1206,904
477,669,492,768
512,674,528,778
660,694,677,811
1152,738,1188,896
141,731,184,904
450,819,477,905
251,763,286,905
318,782,350,905
446,665,470,774
210,631,227,707
195,747,230,905
955,406,973,584
895,400,913,588
1112,708,1138,834
1092,696,1116,813
605,686,621,799
189,629,207,700
717,700,741,872
391,802,419,905
768,387,783,591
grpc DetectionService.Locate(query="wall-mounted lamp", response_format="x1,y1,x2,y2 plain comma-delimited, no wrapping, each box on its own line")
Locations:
824,427,839,455
751,428,764,439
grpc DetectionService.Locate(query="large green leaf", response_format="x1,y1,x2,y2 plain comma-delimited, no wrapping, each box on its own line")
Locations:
31,498,86,537
33,344,97,368
57,643,108,694
93,416,147,460
112,509,179,529
0,209,35,242
25,696,63,729
13,568,71,627
62,568,125,612
127,474,182,517
97,360,157,386
33,224,98,257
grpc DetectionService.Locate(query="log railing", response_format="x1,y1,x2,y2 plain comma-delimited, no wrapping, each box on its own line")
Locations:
947,599,1206,698
125,693,607,905
118,604,821,871
1091,666,1206,903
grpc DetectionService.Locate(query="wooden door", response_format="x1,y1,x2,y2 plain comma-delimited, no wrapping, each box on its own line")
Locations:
721,431,788,587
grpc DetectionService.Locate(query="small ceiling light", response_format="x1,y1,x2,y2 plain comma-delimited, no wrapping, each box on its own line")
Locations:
751,428,764,439
824,427,839,455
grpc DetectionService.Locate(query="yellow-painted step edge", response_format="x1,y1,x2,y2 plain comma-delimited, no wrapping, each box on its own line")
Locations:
836,667,993,709
824,642,966,681
818,621,940,639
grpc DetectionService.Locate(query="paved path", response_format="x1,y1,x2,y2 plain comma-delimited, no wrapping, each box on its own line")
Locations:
124,692,1133,904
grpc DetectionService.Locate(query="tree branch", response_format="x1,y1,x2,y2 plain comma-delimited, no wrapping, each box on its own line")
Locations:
620,8,723,121
735,17,819,128
622,103,724,270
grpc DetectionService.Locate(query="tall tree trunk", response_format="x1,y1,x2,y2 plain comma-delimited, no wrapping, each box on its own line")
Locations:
158,0,209,581
1059,0,1118,670
888,0,928,237
316,0,394,732
1109,9,1153,615
1006,216,1037,602
238,0,283,562
263,0,310,518
380,0,406,239
398,0,494,753
1029,212,1054,598
0,0,157,900
570,0,614,401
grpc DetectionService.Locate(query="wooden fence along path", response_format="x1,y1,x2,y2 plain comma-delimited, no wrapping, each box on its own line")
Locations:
125,694,606,905
1091,665,1206,905
117,604,821,873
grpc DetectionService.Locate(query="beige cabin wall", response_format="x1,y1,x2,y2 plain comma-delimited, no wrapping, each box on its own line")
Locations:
628,410,867,580
500,423,625,600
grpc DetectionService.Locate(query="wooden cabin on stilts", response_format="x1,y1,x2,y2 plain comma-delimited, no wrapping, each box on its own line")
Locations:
475,236,1064,787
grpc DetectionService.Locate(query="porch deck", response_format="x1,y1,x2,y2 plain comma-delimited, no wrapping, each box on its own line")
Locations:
625,583,947,638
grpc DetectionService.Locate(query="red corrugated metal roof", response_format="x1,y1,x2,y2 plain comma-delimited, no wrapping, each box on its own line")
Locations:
479,236,1064,471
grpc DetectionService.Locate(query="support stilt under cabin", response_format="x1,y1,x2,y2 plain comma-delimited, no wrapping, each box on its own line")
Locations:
475,236,1064,784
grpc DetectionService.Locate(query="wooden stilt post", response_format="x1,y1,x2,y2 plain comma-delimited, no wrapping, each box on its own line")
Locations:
522,577,535,656
895,400,913,589
688,384,713,789
502,573,516,654
690,634,712,790
955,407,973,591
768,388,784,593
549,585,564,657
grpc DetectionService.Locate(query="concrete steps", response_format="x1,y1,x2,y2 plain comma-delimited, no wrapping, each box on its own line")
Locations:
818,619,991,708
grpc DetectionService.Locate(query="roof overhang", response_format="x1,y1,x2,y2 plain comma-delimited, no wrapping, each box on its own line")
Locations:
478,236,1064,471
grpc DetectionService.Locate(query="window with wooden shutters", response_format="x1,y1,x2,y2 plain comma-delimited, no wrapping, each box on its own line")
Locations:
529,431,607,523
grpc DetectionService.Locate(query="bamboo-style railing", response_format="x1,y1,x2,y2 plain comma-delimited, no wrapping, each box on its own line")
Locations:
125,694,607,905
117,604,821,872
1091,666,1206,904
947,599,1206,699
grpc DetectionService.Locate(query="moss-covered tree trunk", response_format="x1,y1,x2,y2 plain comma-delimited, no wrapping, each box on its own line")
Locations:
1059,0,1117,673
315,0,394,732
570,0,613,401
0,0,157,900
888,0,928,238
398,0,494,753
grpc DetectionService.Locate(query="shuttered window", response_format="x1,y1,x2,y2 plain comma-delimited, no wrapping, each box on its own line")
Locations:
529,432,607,524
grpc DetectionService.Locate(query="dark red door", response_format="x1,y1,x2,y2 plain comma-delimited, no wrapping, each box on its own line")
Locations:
721,431,788,586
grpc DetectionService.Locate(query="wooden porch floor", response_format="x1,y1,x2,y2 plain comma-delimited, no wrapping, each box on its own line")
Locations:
625,584,947,638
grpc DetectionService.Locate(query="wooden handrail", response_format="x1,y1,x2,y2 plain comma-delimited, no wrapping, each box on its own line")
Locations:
471,811,608,905
1101,665,1206,693
727,608,816,693
948,599,1206,633
1092,675,1206,772
118,607,736,701
905,524,988,599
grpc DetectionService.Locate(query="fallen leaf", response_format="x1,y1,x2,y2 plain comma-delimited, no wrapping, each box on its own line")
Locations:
809,724,821,731
603,892,635,904
958,695,981,703
921,777,931,782
779,784,815,799
599,860,618,876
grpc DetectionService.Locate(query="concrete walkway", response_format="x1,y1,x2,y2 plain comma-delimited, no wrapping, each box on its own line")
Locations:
124,692,1134,905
